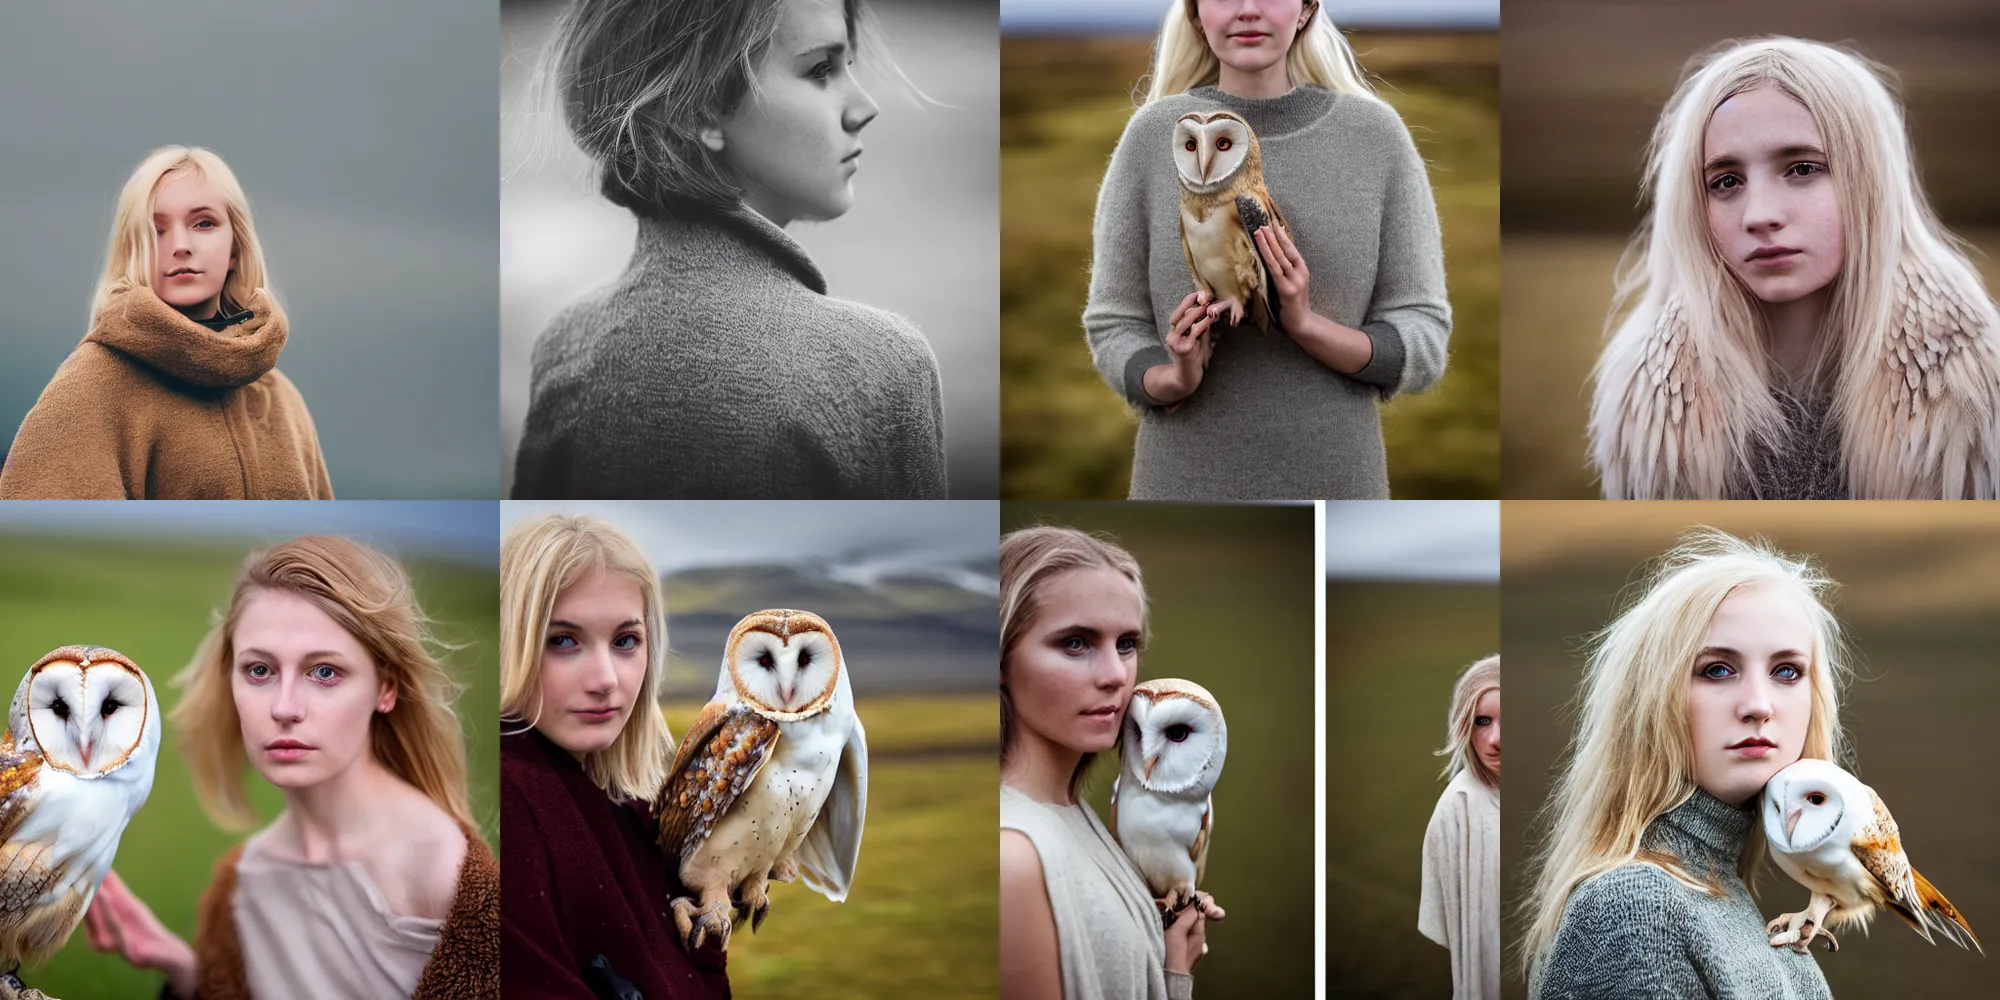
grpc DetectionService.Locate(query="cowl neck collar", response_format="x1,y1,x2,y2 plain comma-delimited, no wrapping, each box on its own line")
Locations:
630,201,827,295
86,285,287,389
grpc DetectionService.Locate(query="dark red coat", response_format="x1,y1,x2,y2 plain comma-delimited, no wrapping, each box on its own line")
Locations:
502,729,731,999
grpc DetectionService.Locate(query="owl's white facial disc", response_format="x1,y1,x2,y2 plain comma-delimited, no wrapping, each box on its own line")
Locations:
1764,760,1846,851
1124,692,1222,794
732,627,839,717
1172,114,1251,194
29,662,151,776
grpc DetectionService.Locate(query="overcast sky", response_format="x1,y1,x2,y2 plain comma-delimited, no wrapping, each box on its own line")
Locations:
1325,501,1498,581
1002,0,1499,32
0,502,497,565
504,501,1000,589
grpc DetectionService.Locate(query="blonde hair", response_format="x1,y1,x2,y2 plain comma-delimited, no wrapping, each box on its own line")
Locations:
500,514,672,802
1518,528,1850,980
173,535,473,833
999,525,1148,794
1436,654,1500,790
93,146,269,323
1589,37,2000,497
1142,0,1375,104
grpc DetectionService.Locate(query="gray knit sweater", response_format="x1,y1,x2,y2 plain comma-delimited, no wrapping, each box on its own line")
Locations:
1083,85,1451,500
1530,791,1832,1000
513,204,947,499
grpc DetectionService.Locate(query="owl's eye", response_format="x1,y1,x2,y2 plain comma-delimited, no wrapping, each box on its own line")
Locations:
1165,723,1192,743
1807,792,1826,806
757,651,776,670
799,651,812,668
1184,139,1196,152
101,698,121,718
50,697,69,721
1216,137,1232,151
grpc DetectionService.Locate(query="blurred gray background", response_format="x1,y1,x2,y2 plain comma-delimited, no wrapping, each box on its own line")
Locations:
0,1,500,498
500,0,1000,499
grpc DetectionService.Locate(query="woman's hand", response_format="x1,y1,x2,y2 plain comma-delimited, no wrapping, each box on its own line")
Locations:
1144,290,1218,410
1164,891,1226,975
83,870,197,1000
1254,224,1376,375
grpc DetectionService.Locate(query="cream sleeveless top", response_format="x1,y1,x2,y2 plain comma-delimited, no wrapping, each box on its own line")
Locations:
1001,784,1194,1000
234,832,444,999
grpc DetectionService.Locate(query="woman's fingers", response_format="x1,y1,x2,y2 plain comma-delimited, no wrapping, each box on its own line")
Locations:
1194,890,1227,921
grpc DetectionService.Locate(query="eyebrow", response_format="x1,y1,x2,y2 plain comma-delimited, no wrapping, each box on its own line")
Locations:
1703,144,1827,173
153,205,220,217
237,647,349,663
1696,645,1809,661
795,41,849,61
548,618,644,631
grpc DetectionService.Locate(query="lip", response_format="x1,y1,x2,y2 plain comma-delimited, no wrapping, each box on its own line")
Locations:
1229,31,1270,43
841,147,863,163
1080,705,1120,724
165,268,202,279
265,739,313,762
1726,736,1777,758
572,706,620,724
1745,246,1802,266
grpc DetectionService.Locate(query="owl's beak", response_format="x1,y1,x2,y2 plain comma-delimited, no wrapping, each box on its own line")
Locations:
1198,150,1211,182
1144,756,1158,782
77,739,91,768
1784,807,1802,841
779,683,794,705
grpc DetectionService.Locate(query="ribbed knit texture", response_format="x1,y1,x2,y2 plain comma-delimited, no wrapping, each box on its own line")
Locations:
513,204,948,499
1530,790,1831,1000
1083,85,1451,499
1419,769,1499,999
1001,785,1194,1000
1745,390,1846,499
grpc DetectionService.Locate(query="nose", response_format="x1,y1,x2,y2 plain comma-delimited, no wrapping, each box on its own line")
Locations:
1090,646,1131,693
581,644,618,697
1742,178,1786,237
161,223,193,260
844,79,879,134
1489,718,1501,755
272,675,305,725
1737,672,1774,724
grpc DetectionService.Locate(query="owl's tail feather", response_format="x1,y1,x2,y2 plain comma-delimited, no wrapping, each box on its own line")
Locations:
1911,867,1982,954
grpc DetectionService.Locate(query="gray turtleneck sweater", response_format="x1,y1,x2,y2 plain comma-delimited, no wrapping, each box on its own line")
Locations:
1530,791,1832,1000
1083,85,1451,500
513,204,948,499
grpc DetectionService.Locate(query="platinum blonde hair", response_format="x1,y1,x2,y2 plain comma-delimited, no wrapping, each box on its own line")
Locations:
500,514,672,802
1143,0,1376,104
1588,37,2000,497
1436,654,1499,790
93,146,269,324
1518,528,1850,981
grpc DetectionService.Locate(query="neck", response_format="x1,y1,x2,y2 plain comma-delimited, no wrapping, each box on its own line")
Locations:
1001,727,1085,806
173,294,223,322
280,756,404,861
1216,58,1294,100
741,190,794,230
1761,285,1831,385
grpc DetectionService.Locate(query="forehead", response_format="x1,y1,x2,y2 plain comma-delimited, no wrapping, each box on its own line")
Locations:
770,0,849,54
1703,581,1815,649
1704,85,1822,159
152,170,224,215
1474,687,1500,713
1033,566,1142,630
234,588,366,653
551,566,644,625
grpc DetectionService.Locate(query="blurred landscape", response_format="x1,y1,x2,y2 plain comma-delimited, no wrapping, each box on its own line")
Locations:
1501,0,2000,497
0,533,497,999
1003,502,1317,996
1001,31,1500,498
1502,502,2000,998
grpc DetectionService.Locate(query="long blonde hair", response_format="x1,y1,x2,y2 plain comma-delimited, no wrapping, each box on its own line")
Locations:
1518,528,1850,980
1436,654,1499,790
173,535,474,833
1589,37,2000,498
500,514,672,802
1143,0,1375,104
93,146,269,323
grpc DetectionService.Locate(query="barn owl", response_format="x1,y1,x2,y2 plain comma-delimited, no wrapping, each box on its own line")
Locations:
0,646,160,994
653,610,866,954
1174,110,1287,332
1762,758,1979,954
1110,678,1226,923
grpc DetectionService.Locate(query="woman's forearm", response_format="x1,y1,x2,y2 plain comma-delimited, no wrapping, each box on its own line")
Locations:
1286,309,1375,376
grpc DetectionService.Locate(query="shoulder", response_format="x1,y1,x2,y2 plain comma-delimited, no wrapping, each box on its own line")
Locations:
42,341,154,395
1327,91,1412,141
396,795,472,918
818,298,939,363
1560,862,1700,930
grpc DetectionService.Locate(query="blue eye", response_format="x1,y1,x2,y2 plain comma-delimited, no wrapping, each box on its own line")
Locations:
310,665,338,682
547,634,578,649
1060,636,1086,653
1773,664,1804,682
1700,661,1736,680
613,633,641,651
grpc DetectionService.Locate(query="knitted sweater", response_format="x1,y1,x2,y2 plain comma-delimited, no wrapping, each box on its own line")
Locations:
1083,85,1451,499
502,730,731,1000
1530,790,1831,1000
187,826,500,1000
1418,769,1499,1000
512,204,948,499
0,287,333,499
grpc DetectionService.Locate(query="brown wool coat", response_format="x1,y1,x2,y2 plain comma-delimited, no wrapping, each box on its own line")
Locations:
187,828,500,1000
0,286,333,499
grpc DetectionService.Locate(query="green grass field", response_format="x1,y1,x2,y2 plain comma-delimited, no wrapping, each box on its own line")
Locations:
664,694,997,1000
1001,34,1499,498
0,534,497,999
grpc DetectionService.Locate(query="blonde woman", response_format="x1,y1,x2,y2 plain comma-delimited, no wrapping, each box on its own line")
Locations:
0,146,332,500
1590,38,2000,499
1084,0,1450,499
81,535,497,999
512,0,947,500
1419,654,1499,999
499,515,728,998
999,526,1223,1000
1520,530,1843,999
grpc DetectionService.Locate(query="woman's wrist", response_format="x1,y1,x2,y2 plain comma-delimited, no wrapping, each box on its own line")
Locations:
1284,308,1374,375
1143,362,1195,406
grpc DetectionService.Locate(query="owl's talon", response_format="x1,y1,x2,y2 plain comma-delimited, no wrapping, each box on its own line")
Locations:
752,899,770,932
672,896,733,955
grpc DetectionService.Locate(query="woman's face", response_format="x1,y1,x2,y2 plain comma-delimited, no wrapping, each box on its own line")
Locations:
1687,583,1815,806
1005,567,1142,759
1702,86,1844,306
1472,686,1500,780
1195,0,1310,80
231,588,394,792
719,0,879,227
535,567,650,757
151,172,236,320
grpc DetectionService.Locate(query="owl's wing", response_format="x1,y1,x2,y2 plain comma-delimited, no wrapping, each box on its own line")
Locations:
1852,788,1979,949
795,712,867,903
0,735,41,840
1191,795,1212,885
1180,217,1201,298
653,701,781,862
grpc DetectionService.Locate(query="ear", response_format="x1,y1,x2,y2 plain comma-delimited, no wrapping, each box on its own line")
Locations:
376,678,397,714
1301,1,1320,29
